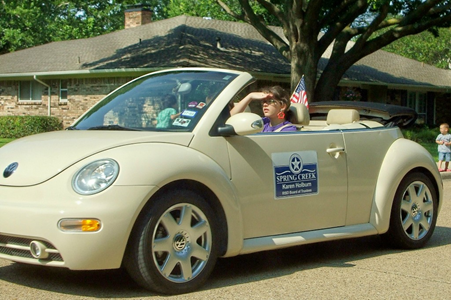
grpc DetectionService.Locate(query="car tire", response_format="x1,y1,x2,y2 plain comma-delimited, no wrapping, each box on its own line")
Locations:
384,172,438,249
124,189,219,294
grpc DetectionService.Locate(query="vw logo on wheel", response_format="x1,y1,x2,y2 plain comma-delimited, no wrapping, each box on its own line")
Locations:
3,162,19,178
173,234,187,251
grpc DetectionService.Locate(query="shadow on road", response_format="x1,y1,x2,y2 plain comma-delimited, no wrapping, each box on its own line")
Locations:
0,226,450,298
207,227,451,289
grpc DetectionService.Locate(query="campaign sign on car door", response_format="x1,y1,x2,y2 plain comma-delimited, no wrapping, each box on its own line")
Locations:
272,151,318,199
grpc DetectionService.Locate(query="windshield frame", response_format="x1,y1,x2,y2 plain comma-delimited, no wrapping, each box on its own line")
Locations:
71,69,242,132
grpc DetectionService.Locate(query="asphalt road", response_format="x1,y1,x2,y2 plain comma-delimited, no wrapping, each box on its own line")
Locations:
1,179,451,300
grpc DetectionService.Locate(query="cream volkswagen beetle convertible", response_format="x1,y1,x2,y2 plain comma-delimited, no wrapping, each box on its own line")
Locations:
0,68,443,294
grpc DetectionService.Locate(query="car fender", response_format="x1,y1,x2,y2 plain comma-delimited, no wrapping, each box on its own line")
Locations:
370,138,442,233
95,143,244,256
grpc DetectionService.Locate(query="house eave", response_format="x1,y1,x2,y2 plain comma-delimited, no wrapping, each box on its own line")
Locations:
251,72,451,92
339,79,451,92
251,71,290,82
0,68,164,80
1,68,450,93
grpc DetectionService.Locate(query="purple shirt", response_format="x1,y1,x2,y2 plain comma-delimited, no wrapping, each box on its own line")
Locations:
262,117,297,132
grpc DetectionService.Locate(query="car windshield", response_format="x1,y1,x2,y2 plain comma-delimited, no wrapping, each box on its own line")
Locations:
71,70,239,131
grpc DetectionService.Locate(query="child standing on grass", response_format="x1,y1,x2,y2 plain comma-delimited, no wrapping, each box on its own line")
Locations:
436,123,451,172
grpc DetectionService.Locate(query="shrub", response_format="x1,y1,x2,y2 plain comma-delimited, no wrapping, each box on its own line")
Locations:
0,116,63,138
402,125,438,143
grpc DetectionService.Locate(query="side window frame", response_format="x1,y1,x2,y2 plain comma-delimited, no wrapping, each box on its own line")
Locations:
19,81,43,102
407,91,427,124
60,80,68,102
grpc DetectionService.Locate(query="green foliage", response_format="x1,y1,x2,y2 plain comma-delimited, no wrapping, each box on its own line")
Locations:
395,126,439,161
166,0,281,24
0,0,283,54
0,116,63,138
0,0,170,54
402,126,440,160
401,125,438,144
216,0,451,100
167,0,233,19
383,28,451,69
2,0,451,104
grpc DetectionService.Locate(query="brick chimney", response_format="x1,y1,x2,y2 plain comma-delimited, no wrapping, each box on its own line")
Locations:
124,4,152,29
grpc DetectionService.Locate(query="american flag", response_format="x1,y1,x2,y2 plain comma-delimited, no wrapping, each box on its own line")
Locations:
290,75,309,109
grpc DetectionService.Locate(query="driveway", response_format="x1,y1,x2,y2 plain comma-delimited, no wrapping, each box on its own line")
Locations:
0,178,450,299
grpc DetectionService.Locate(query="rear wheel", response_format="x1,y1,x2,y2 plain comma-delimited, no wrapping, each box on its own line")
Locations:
124,189,219,294
384,172,438,249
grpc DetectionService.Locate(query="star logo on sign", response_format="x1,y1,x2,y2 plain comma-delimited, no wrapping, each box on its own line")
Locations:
289,154,303,174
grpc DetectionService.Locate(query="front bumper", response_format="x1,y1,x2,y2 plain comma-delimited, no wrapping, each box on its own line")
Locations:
0,181,155,270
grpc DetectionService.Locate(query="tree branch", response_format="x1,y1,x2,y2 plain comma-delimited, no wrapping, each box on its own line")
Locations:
216,0,245,21
353,2,390,49
291,0,304,19
317,0,368,56
401,0,442,25
428,2,451,15
302,0,323,34
337,9,451,75
229,0,290,58
255,0,288,29
318,0,359,29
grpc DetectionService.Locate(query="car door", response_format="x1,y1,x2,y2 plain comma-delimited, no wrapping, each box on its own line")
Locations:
226,130,348,239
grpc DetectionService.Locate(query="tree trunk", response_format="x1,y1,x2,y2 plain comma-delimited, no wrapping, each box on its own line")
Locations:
290,34,318,103
314,62,343,102
315,49,365,102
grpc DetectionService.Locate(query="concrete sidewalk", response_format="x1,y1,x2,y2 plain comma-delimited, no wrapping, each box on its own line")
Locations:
440,170,451,180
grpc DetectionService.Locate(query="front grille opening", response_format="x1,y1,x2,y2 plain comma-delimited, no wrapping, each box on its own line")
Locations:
0,234,63,262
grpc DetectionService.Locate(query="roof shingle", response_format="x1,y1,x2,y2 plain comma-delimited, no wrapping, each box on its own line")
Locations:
0,15,450,88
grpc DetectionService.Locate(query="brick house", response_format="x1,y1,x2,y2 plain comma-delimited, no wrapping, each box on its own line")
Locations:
0,5,450,128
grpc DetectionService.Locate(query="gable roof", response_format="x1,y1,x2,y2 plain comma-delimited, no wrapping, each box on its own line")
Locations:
0,15,450,90
0,16,288,76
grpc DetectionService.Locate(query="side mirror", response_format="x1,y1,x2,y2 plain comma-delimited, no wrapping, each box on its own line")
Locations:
218,113,263,136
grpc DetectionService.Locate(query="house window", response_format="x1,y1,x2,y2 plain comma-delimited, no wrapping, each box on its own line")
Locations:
407,91,427,124
60,80,68,102
19,81,44,101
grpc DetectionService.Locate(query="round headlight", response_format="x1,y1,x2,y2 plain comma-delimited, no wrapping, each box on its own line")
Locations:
72,159,119,195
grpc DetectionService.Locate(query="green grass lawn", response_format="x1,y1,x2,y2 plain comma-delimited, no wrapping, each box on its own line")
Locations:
421,142,438,162
0,138,14,148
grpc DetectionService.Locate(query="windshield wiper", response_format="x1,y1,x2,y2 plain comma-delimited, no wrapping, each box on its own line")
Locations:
87,125,139,131
66,126,78,130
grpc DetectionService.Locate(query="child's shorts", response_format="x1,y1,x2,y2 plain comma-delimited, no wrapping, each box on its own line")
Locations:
439,152,451,161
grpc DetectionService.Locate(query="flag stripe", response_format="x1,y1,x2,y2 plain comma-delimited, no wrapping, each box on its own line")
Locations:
290,75,309,109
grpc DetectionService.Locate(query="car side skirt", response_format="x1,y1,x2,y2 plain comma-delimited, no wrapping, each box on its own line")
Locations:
238,223,377,255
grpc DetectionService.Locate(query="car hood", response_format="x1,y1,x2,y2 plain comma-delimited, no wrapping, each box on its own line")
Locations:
309,101,418,128
0,130,193,187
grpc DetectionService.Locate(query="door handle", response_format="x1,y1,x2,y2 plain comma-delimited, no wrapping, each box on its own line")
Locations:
326,147,345,154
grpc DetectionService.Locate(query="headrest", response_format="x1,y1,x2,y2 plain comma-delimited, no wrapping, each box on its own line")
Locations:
289,103,310,125
326,109,360,125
